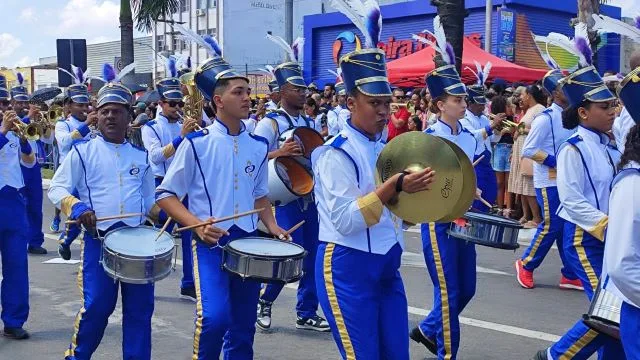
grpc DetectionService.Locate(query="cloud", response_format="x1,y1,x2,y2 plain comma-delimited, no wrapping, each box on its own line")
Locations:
19,7,37,22
0,33,22,59
54,0,120,38
14,56,38,68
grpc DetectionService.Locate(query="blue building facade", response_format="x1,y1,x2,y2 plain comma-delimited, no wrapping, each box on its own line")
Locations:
303,0,621,86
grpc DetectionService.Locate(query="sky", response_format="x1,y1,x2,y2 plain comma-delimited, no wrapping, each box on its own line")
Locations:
0,0,638,68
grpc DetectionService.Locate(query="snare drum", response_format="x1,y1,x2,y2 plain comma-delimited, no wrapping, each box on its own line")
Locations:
101,226,177,284
583,279,621,339
448,211,522,250
221,237,306,283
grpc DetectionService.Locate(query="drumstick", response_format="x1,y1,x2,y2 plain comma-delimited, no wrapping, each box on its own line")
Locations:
282,220,305,238
154,195,186,241
472,155,485,167
175,208,264,232
478,197,493,209
65,212,143,225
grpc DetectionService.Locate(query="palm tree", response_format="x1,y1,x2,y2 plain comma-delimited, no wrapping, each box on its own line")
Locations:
575,0,611,65
431,0,467,74
120,0,180,70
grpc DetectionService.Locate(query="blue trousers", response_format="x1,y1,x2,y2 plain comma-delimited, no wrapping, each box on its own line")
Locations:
520,187,576,279
21,163,45,248
316,242,408,360
62,189,82,247
621,302,640,360
548,223,625,359
191,226,261,360
65,229,154,360
154,177,193,289
419,222,476,360
472,150,497,212
260,200,319,318
0,186,29,329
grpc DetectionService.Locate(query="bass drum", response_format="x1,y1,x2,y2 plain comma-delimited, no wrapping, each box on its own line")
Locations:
279,127,325,159
267,156,314,206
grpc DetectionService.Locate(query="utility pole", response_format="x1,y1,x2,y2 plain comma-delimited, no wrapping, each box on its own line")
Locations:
285,0,294,44
485,0,492,53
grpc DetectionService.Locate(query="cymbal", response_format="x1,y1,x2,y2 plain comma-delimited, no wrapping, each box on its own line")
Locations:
376,132,466,223
436,138,477,223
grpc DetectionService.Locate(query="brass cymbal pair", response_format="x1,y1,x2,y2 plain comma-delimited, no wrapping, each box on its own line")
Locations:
375,131,476,224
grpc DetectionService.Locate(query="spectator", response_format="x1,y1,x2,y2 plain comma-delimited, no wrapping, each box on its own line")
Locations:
387,88,411,141
408,115,422,131
410,92,421,115
490,96,514,215
304,97,327,137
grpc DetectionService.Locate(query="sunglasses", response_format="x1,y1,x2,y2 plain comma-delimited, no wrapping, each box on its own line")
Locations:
164,101,184,108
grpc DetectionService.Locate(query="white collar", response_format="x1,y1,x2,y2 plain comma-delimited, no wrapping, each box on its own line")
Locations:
577,125,609,145
211,118,246,136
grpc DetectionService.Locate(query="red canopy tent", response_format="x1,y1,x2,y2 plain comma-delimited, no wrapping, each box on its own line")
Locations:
387,38,548,87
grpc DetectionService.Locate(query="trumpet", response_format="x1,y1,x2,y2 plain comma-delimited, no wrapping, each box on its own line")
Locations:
13,119,41,141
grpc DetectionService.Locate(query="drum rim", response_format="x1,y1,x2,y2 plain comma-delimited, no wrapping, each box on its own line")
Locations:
103,225,176,257
224,237,306,260
463,211,523,228
446,229,520,250
221,263,303,284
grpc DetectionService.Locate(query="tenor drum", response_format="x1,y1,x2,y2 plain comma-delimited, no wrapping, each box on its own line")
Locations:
448,211,522,250
583,279,621,339
101,226,177,284
279,127,325,159
222,237,306,283
267,156,314,206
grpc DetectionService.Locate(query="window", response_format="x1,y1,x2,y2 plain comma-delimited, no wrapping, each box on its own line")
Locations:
172,35,185,51
209,0,217,8
197,28,217,38
156,35,166,51
174,0,189,13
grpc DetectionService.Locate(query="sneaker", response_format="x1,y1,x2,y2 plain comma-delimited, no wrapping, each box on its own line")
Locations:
256,300,272,330
532,349,548,360
515,259,534,289
58,243,71,261
296,314,330,332
3,327,30,340
50,217,61,233
559,276,584,291
180,287,197,302
27,246,48,255
409,326,437,355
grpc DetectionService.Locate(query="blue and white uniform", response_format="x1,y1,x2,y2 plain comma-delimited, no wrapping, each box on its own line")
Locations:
20,116,54,249
313,120,407,359
0,130,34,331
419,120,478,360
461,110,497,211
156,120,269,359
254,108,323,319
327,104,350,137
141,113,194,291
55,115,93,164
613,106,634,153
48,136,157,360
519,103,577,278
546,126,624,359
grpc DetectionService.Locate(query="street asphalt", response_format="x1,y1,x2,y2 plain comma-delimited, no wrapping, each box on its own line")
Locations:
0,188,598,359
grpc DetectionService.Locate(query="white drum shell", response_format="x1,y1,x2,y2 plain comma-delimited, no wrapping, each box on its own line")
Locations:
583,280,622,339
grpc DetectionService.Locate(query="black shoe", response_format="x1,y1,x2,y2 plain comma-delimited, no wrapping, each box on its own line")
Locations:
532,349,548,360
180,287,197,302
296,314,331,332
27,246,48,255
58,244,71,260
3,327,30,340
256,300,272,330
410,327,437,355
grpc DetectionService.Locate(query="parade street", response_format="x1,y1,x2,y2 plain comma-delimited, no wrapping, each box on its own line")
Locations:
0,188,597,360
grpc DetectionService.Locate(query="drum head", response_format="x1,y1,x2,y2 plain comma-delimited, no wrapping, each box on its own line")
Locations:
464,211,522,228
275,157,313,196
104,226,175,256
292,128,324,159
227,237,305,258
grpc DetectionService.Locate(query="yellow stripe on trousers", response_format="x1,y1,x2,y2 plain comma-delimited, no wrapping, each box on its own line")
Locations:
559,329,599,359
523,188,550,266
191,239,204,360
572,227,599,292
323,243,356,359
64,238,86,358
429,223,452,360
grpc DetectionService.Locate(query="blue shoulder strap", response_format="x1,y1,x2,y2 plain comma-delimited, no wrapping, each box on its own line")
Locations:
186,129,208,140
145,120,162,142
565,135,601,210
328,135,360,183
610,168,640,191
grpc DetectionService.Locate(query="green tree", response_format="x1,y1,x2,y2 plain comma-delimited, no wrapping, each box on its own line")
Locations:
120,0,180,71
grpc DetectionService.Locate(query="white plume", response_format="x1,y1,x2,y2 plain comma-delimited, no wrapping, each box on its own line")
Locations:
116,62,136,82
266,33,296,61
592,14,640,43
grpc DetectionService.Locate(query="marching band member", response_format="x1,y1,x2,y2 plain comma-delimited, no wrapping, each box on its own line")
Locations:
516,69,580,290
9,74,53,255
156,34,287,359
532,25,624,359
0,77,34,340
265,80,280,111
49,63,162,360
141,56,198,302
460,63,500,212
253,33,328,332
312,2,434,358
326,70,350,137
54,66,97,260
605,67,640,359
409,16,482,360
612,51,639,153
0,75,9,114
